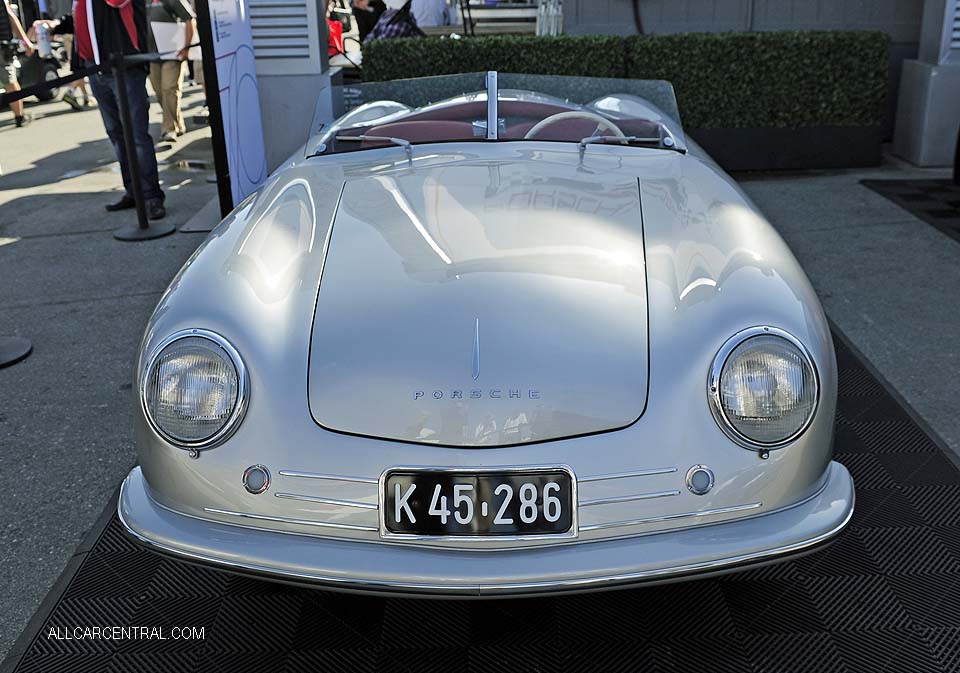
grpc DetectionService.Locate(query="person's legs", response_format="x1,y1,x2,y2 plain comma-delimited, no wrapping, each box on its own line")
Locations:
5,81,23,118
70,78,90,95
166,60,186,135
66,37,92,105
156,60,185,136
88,66,163,212
123,67,164,204
149,62,170,134
88,70,134,199
1,56,29,124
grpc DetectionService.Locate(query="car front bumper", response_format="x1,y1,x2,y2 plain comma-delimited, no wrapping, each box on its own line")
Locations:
118,461,854,597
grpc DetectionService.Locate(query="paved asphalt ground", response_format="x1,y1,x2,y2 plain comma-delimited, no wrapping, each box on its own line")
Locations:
0,89,957,662
0,85,214,659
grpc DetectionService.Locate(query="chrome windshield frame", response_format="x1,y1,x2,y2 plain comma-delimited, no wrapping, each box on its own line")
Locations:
486,70,498,140
309,71,688,159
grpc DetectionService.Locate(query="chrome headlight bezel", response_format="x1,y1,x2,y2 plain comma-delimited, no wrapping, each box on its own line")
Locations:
708,326,820,450
140,328,249,450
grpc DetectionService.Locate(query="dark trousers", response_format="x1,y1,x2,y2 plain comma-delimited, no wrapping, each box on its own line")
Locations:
88,64,164,203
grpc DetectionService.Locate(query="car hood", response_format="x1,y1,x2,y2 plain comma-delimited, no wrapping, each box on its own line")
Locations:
308,163,649,446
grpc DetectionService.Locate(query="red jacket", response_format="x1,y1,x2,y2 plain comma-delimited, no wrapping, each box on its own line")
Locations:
73,0,149,66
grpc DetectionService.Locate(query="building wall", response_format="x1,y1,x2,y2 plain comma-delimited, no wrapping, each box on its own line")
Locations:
251,0,331,171
564,0,925,135
564,0,922,39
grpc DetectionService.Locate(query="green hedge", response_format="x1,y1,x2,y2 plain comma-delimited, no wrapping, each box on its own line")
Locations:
625,31,887,128
362,31,887,128
363,35,626,81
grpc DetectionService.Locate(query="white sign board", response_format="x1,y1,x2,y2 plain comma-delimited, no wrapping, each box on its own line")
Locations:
206,0,267,205
150,22,202,61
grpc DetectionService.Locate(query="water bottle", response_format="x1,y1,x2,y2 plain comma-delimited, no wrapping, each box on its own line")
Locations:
36,23,52,59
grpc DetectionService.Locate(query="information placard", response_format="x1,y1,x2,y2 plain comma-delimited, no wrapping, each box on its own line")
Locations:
195,0,268,214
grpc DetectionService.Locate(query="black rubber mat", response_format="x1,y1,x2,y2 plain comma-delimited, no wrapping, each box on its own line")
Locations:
4,333,960,673
861,179,960,244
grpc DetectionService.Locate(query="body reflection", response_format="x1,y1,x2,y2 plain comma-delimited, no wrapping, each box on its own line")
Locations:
308,161,650,447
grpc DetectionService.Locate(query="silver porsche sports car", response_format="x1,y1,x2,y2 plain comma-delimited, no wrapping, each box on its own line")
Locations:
119,73,855,596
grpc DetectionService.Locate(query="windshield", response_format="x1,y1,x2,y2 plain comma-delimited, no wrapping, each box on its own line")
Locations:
312,84,678,157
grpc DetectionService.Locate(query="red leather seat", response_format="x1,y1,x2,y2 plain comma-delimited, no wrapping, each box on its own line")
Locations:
504,118,612,141
366,121,477,145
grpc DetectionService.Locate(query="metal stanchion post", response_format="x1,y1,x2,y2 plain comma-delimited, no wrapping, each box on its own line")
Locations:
111,51,176,241
953,116,959,185
0,337,32,368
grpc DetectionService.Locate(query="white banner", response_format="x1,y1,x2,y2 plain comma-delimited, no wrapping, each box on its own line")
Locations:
205,0,267,206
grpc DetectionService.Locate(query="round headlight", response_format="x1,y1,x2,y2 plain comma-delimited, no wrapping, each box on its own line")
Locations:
709,327,818,448
142,330,247,448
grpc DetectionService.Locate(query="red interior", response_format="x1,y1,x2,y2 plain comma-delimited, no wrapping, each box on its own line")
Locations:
361,121,477,146
333,98,662,148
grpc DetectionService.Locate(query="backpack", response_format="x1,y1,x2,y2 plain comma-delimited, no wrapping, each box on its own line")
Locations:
364,0,424,42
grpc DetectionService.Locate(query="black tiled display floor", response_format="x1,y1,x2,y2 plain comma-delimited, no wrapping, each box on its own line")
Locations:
862,179,960,244
4,336,960,673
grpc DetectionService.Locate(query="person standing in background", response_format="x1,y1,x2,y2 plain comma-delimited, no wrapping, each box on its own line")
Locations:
24,0,164,217
29,15,94,110
60,32,93,109
184,0,207,125
410,0,450,27
74,0,166,218
146,0,195,143
352,0,385,42
1,0,35,127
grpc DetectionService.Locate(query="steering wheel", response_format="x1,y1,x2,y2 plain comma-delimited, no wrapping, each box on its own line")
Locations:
523,111,626,140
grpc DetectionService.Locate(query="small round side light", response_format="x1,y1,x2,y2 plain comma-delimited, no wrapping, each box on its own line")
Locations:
686,465,714,496
243,464,271,494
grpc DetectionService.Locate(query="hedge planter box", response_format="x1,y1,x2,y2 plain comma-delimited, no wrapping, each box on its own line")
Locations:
689,126,882,172
363,31,889,170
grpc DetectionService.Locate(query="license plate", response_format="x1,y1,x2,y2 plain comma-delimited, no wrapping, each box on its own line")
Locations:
382,468,575,537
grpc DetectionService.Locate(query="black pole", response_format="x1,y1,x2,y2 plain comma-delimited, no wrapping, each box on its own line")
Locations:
953,117,959,186
110,52,176,240
194,0,235,218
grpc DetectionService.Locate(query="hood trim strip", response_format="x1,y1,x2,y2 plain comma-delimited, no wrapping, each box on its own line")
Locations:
203,506,378,532
579,467,677,482
278,469,378,484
